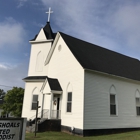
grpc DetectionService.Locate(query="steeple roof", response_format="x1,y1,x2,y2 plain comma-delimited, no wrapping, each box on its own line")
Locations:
43,22,55,40
31,22,55,41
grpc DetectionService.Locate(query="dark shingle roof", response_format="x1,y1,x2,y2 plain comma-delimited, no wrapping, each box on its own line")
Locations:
30,22,55,41
23,76,47,81
60,32,140,81
43,22,55,39
47,77,62,91
30,34,38,41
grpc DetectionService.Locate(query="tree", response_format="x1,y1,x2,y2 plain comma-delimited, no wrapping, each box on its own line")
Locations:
0,89,5,98
2,87,24,117
0,89,5,109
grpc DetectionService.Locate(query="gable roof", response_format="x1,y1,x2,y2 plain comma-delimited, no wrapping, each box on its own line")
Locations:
60,32,140,81
46,77,62,91
40,76,62,94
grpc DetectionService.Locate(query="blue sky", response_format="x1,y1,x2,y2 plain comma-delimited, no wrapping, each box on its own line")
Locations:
0,0,140,91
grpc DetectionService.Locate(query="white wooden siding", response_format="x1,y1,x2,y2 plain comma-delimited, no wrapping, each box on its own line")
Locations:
28,28,53,76
48,36,84,129
22,28,53,120
22,82,44,120
36,29,46,41
28,42,51,76
84,70,140,129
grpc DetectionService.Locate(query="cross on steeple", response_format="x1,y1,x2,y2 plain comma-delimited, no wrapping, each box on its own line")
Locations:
46,7,53,22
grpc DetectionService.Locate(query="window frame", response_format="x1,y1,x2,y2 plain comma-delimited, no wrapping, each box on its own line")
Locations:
135,90,140,116
66,92,72,113
110,94,116,115
109,85,117,116
31,94,38,110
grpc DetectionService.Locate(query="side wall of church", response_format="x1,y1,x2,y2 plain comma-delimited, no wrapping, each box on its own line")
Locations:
84,70,140,129
47,36,84,129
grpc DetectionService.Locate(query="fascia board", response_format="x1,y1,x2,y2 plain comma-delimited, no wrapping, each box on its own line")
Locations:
29,39,53,44
40,78,52,94
23,79,45,82
51,90,63,94
44,32,61,65
40,78,48,93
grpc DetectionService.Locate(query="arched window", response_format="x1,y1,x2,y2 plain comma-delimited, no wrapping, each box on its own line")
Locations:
31,87,39,110
135,90,140,116
109,85,117,115
66,83,73,113
36,51,43,72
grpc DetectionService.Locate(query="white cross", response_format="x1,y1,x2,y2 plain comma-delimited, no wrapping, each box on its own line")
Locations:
46,7,53,22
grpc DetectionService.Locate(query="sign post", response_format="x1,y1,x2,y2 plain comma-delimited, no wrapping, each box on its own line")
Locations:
35,101,41,137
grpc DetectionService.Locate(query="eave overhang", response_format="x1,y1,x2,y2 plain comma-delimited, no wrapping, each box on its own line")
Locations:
23,76,47,82
29,39,53,44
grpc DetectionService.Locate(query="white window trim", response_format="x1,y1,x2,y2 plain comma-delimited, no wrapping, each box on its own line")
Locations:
109,85,118,116
66,92,72,113
65,83,73,114
31,94,39,110
135,90,140,116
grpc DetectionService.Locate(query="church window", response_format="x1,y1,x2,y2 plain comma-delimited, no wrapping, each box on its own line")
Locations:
66,83,73,113
135,90,140,116
31,87,39,110
66,92,72,112
110,85,117,115
36,51,43,72
110,94,116,115
31,95,38,110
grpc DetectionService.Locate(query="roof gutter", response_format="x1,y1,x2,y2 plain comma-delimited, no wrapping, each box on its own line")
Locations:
84,68,140,84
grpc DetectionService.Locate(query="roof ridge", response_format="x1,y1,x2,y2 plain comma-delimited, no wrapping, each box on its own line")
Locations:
59,32,140,81
59,32,139,62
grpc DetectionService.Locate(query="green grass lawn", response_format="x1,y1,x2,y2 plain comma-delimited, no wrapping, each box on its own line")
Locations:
25,131,140,140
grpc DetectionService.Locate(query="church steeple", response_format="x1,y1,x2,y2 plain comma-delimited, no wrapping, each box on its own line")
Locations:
30,22,54,41
43,7,54,40
28,8,55,76
31,7,54,41
43,22,55,40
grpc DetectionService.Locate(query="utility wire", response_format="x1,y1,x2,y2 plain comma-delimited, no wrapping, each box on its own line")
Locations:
0,85,13,88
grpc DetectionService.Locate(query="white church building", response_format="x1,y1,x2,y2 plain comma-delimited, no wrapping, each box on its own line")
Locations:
22,10,140,136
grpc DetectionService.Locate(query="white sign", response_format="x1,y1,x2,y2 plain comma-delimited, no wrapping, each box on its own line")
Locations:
0,118,26,140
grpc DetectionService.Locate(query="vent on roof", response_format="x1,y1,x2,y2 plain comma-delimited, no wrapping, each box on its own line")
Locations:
58,45,62,51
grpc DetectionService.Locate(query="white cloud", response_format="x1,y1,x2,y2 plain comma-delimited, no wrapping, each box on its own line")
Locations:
32,21,44,28
0,63,17,70
24,53,29,57
40,0,115,42
0,17,26,49
0,61,28,91
17,0,27,8
40,0,140,58
0,64,8,70
111,3,140,49
32,2,39,6
0,17,28,91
